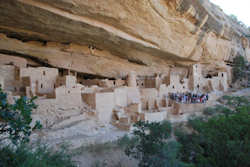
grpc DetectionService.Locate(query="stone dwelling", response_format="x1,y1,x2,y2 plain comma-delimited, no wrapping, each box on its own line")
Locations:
20,67,59,96
0,61,230,130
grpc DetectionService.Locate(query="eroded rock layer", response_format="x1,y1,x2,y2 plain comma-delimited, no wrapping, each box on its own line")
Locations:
0,0,249,77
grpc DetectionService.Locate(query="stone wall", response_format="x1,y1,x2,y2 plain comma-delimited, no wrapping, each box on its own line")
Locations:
0,65,20,92
20,67,59,95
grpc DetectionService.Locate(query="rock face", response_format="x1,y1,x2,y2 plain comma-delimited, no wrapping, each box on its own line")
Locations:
0,0,249,78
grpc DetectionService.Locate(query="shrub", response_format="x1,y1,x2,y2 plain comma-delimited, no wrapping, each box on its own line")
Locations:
117,134,136,149
0,88,42,145
0,143,76,167
0,88,76,167
177,109,250,167
125,121,190,167
223,96,249,109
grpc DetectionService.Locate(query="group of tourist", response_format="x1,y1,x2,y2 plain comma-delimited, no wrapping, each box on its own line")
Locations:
169,92,209,104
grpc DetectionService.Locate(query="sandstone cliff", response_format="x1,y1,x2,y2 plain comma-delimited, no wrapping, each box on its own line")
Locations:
0,0,249,78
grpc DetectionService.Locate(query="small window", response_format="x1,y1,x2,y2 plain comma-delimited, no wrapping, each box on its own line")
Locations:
43,71,46,76
41,84,43,88
54,84,56,88
183,86,185,89
68,91,70,94
197,85,200,89
0,84,2,88
113,81,116,85
222,73,224,77
173,86,175,89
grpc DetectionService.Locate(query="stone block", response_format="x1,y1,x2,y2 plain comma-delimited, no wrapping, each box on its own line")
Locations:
82,93,96,109
119,117,129,124
127,87,140,104
96,92,114,124
126,103,141,113
114,87,127,107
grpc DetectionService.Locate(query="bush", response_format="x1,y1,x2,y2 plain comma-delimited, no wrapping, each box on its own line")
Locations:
177,109,250,167
222,96,249,109
125,121,190,167
0,89,76,167
0,88,41,145
0,143,76,167
117,134,136,149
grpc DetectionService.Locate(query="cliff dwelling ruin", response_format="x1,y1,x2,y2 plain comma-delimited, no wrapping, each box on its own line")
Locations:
0,0,249,148
0,54,232,130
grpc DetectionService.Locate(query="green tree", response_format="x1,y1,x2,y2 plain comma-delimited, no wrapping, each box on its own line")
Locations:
125,121,190,167
0,143,76,167
0,89,76,167
0,88,41,145
177,107,250,167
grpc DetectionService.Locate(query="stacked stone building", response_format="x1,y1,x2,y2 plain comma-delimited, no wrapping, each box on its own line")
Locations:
0,55,231,130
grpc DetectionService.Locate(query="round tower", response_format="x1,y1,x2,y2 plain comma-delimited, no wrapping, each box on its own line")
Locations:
127,71,137,87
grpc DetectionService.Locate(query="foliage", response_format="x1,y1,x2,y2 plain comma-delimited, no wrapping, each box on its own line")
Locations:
117,134,136,149
176,100,250,167
0,143,76,167
0,88,42,145
232,55,247,83
203,104,237,118
78,142,116,154
125,121,190,167
222,95,250,109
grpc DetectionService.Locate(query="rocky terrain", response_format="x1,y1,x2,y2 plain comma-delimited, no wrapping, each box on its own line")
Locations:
0,0,249,78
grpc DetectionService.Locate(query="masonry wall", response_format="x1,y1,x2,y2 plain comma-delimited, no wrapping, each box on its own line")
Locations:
218,72,228,91
95,92,115,123
0,65,20,92
55,86,82,109
79,78,125,88
190,64,203,92
34,99,57,128
144,77,156,88
140,88,158,110
127,87,141,105
114,87,128,107
82,93,96,109
20,67,59,95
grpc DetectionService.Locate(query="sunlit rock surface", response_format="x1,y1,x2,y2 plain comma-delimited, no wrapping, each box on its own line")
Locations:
0,0,249,77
